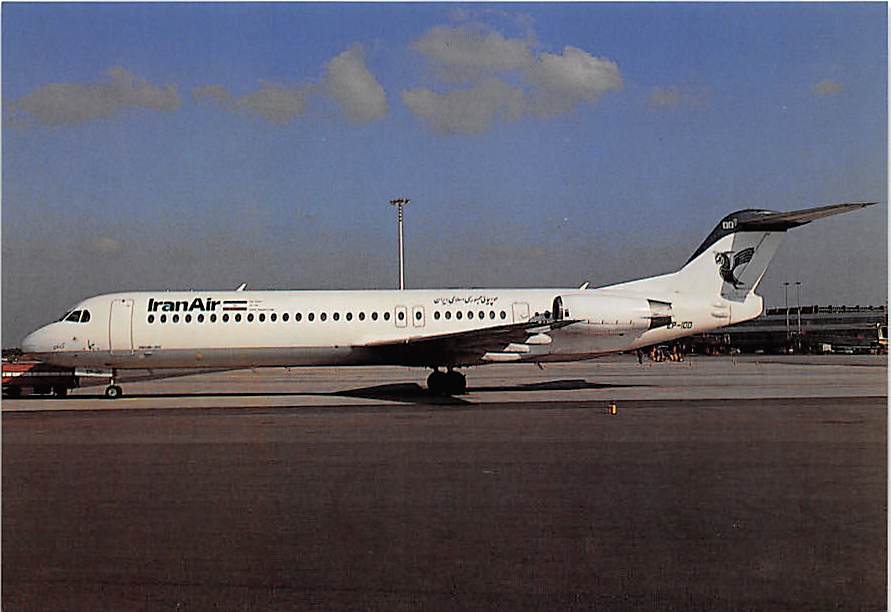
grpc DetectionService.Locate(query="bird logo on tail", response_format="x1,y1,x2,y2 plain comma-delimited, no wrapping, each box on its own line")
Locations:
715,247,755,288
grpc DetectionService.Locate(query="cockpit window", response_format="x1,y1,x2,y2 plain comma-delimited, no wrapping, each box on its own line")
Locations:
80,310,91,323
65,310,82,322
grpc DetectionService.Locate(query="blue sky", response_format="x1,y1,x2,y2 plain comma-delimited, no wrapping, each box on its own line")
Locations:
2,2,887,345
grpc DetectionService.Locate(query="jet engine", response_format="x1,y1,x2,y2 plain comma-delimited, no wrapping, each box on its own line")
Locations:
553,293,672,334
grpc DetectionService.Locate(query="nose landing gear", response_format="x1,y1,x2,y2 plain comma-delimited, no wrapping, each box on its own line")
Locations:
427,368,467,395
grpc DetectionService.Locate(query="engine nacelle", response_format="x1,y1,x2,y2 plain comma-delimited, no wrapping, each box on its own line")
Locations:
556,293,668,334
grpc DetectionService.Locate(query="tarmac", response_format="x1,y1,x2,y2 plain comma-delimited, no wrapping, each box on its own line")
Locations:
2,355,886,610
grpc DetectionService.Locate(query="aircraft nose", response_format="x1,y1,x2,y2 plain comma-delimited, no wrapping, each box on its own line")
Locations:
21,327,50,354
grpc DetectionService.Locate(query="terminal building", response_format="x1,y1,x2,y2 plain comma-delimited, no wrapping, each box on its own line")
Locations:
691,305,887,355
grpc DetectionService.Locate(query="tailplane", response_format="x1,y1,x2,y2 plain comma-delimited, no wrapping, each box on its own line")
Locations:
671,202,874,302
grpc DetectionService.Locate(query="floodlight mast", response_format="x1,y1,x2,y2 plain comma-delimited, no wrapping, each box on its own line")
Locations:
389,198,411,290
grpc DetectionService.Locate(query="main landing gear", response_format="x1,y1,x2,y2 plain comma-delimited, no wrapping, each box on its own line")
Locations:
427,368,467,395
104,370,123,399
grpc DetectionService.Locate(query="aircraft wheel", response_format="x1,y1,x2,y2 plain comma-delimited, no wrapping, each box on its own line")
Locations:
52,386,68,398
427,370,447,395
104,385,123,400
446,370,467,395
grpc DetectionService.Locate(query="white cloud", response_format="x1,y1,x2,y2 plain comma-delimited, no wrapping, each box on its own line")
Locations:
813,79,843,96
236,81,308,124
404,25,623,133
402,79,526,134
323,45,387,123
193,81,309,124
14,67,180,126
524,47,623,116
412,24,533,79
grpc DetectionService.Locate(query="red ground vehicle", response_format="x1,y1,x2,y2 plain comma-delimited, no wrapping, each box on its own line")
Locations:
2,359,78,398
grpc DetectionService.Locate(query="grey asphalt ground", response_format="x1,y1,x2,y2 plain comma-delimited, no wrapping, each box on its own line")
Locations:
2,355,886,610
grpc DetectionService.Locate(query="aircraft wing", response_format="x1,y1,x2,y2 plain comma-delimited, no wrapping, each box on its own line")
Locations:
358,317,579,367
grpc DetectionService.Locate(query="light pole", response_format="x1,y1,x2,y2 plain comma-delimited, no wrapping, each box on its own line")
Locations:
389,198,410,290
783,281,790,342
795,281,802,337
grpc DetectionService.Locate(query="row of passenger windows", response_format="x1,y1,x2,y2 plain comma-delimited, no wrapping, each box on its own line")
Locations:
146,309,509,325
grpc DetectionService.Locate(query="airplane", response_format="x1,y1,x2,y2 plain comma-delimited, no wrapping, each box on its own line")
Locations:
20,201,873,398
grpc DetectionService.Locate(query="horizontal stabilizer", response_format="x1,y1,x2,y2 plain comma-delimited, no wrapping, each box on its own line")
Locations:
740,202,876,230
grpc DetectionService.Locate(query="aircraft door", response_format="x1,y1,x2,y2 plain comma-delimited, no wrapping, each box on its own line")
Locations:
109,298,134,353
551,296,564,320
411,306,425,328
394,305,408,328
512,302,530,323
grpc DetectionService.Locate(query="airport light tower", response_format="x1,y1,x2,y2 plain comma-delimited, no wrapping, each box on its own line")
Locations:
390,198,410,290
783,281,791,342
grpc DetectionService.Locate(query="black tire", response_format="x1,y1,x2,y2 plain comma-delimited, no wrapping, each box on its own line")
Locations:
446,371,467,395
52,386,68,398
427,370,447,395
104,385,123,399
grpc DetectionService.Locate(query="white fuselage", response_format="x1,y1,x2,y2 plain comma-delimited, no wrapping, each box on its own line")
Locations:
21,285,751,370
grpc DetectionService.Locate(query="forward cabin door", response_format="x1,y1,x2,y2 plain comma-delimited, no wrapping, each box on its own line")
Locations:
109,298,134,353
512,302,530,323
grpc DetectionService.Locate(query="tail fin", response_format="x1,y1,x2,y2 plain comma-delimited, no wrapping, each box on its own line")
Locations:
673,202,874,302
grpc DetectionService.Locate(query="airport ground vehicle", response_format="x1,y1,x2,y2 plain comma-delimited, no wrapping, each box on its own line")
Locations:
2,359,78,397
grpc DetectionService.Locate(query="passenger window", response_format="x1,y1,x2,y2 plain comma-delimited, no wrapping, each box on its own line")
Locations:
500,311,507,319
456,311,463,320
173,314,180,323
259,314,265,322
160,314,167,323
467,311,473,319
282,313,289,322
80,310,91,323
434,311,440,320
358,312,365,321
235,314,242,322
346,313,352,321
308,313,315,322
66,310,81,322
415,311,422,320
489,311,496,319
445,311,452,320
148,314,155,324
372,312,378,321
384,312,391,321
223,314,230,322
185,314,192,323
333,312,340,321
320,313,327,321
270,313,276,322
247,313,254,322
198,314,205,323
397,311,405,321
478,311,485,320
296,313,303,322
210,314,217,323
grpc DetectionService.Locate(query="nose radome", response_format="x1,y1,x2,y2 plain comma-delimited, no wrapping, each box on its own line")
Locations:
21,328,47,354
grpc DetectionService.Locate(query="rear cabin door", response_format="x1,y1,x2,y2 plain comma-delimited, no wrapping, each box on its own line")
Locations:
512,302,530,323
109,298,134,353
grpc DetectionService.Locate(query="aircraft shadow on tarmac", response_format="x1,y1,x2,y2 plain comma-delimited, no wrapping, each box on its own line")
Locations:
63,378,646,405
